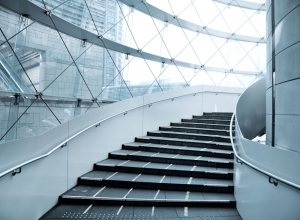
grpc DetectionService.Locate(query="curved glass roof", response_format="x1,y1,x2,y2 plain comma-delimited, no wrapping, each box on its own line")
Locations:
0,0,266,142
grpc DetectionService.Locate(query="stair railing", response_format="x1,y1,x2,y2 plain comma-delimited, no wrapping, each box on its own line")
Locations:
0,90,242,178
230,79,300,190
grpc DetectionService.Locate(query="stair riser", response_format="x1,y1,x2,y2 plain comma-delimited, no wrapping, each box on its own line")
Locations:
109,154,233,168
123,145,234,159
95,165,233,179
160,127,230,136
135,137,233,151
60,197,236,207
171,123,230,130
193,116,232,120
203,113,233,116
147,132,231,143
79,179,234,193
182,119,234,125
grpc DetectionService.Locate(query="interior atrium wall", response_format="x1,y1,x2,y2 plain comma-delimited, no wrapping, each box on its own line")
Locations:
266,0,300,153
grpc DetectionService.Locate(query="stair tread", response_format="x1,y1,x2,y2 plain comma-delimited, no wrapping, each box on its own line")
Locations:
42,204,241,219
176,122,234,127
183,118,231,122
62,186,235,200
124,142,234,154
111,149,234,163
150,130,231,139
96,159,233,173
81,171,234,186
137,136,233,146
162,126,230,133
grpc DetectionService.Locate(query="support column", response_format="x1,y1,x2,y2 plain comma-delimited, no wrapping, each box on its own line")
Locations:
266,0,300,152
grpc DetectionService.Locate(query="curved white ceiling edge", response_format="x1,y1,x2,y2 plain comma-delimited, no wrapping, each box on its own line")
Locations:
0,0,264,76
118,0,266,44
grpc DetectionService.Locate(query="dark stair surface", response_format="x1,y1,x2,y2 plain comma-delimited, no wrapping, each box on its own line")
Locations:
41,112,241,220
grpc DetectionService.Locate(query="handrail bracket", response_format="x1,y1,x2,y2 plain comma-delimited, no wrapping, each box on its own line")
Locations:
61,143,67,148
269,177,278,186
12,167,21,176
236,157,243,165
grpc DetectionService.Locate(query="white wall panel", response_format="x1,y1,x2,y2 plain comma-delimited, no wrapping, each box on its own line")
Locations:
0,147,68,220
234,159,300,220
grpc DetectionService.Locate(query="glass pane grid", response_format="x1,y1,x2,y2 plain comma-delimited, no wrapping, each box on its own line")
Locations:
0,0,266,142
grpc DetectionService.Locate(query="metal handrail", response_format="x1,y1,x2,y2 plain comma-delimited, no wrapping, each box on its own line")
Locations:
229,112,300,190
0,90,242,178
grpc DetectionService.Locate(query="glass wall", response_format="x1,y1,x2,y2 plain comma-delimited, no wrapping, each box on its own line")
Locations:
0,0,266,142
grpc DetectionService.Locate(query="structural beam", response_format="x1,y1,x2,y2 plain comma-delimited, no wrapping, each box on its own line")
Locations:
0,0,263,76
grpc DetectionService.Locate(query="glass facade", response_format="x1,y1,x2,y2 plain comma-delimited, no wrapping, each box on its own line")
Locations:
0,0,266,142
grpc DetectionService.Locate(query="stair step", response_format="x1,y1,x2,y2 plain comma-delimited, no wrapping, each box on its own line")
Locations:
135,136,233,151
76,181,233,194
182,119,234,125
203,112,233,116
147,131,231,143
63,185,235,198
109,150,233,168
78,174,233,193
160,126,231,136
60,195,236,207
193,115,232,120
123,142,233,159
171,122,233,130
95,161,233,179
42,204,241,219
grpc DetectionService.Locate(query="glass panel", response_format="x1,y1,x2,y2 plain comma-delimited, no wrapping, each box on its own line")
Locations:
234,55,260,72
219,4,249,34
235,74,257,88
191,34,225,65
176,43,200,65
0,41,35,93
168,0,192,16
0,5,49,44
192,0,221,26
158,63,188,91
121,56,161,97
219,73,244,88
219,39,248,68
141,20,170,59
205,50,230,69
165,23,190,58
209,71,227,85
128,9,165,50
188,69,215,86
247,43,266,72
30,0,68,10
207,14,232,33
146,0,174,15
0,95,63,143
117,8,138,50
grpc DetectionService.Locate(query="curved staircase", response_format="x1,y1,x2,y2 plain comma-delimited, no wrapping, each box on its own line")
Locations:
41,112,241,220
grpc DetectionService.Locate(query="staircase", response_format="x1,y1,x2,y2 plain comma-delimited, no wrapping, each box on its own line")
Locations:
41,112,241,219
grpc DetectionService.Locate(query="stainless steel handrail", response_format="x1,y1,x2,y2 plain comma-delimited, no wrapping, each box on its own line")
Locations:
0,90,118,103
229,112,300,190
0,90,242,178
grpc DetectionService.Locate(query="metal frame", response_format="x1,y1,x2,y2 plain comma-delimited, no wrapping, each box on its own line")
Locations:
118,0,266,43
214,0,266,11
229,113,300,190
0,0,264,76
0,90,242,178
